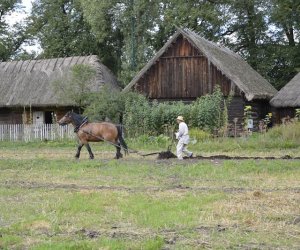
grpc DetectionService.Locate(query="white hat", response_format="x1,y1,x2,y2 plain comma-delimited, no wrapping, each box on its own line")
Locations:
176,116,184,121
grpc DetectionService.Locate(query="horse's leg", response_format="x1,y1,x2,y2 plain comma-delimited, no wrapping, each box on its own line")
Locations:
75,143,83,159
114,143,123,159
85,143,94,159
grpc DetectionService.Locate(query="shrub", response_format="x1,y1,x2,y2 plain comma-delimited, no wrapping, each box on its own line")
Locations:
123,87,225,136
189,128,211,141
123,92,152,137
265,121,300,143
83,87,226,137
84,86,125,123
52,64,97,109
189,87,223,131
295,108,300,121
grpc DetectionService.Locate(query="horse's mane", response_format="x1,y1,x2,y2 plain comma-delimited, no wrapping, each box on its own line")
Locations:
70,112,88,132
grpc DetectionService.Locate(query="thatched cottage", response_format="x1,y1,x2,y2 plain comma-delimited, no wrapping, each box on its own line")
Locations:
124,28,277,130
0,55,119,124
270,72,300,122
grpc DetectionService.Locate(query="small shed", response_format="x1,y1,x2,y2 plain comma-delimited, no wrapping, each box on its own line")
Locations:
0,55,119,124
270,72,300,123
124,28,277,130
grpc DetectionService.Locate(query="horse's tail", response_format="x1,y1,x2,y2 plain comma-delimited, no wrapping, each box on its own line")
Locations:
117,125,128,155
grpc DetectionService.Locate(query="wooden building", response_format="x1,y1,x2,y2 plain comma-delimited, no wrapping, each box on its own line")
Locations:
0,55,119,124
270,72,300,123
124,28,277,130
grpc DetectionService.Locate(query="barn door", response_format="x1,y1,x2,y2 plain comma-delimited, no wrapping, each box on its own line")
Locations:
33,111,44,125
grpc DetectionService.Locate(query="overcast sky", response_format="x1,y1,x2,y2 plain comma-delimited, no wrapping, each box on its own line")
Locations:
5,0,32,27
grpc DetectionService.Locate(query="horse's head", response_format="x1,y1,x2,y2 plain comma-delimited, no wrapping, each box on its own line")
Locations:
58,111,73,126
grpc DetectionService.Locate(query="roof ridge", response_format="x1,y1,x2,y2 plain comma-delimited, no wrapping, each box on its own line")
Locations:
182,28,241,59
124,27,277,100
0,55,120,108
0,55,99,65
270,72,300,107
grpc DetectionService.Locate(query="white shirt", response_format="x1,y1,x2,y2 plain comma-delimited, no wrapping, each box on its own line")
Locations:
178,122,189,137
176,122,190,144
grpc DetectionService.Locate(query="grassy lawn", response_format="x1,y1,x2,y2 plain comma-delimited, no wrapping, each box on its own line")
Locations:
0,137,299,249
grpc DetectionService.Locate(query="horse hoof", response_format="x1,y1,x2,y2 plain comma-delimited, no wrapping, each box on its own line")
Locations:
114,154,123,159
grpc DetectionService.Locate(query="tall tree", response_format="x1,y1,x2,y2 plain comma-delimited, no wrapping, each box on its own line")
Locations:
28,0,121,71
0,0,26,60
79,0,161,84
22,0,300,89
79,0,227,84
218,0,268,70
267,0,300,88
52,64,96,109
158,0,226,42
207,0,298,89
78,0,124,77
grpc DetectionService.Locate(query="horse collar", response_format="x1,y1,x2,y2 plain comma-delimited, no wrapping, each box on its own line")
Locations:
74,117,88,133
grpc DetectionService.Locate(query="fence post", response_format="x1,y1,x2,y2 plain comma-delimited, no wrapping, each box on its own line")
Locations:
0,124,75,142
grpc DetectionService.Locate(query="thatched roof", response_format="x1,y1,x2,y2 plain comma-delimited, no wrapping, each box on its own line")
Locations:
270,73,300,108
124,28,277,101
0,55,119,107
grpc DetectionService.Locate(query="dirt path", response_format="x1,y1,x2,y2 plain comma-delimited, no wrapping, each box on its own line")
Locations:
2,180,300,194
155,150,300,160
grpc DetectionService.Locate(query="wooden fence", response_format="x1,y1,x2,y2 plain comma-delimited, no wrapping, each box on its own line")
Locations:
0,124,75,142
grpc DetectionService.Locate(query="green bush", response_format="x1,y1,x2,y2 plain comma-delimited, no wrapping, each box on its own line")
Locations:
189,128,211,141
266,121,300,143
123,87,225,137
83,86,225,137
190,87,223,130
84,86,124,122
123,93,152,136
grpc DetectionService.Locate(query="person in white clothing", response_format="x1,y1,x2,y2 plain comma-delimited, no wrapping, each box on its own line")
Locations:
175,116,193,160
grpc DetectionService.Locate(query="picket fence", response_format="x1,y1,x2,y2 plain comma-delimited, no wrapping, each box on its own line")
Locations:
0,124,75,142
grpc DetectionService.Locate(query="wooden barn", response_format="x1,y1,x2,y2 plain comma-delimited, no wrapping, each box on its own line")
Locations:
124,28,277,130
270,72,300,123
0,55,119,124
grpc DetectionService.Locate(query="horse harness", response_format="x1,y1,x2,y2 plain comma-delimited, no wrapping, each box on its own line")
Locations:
74,117,88,133
71,114,160,156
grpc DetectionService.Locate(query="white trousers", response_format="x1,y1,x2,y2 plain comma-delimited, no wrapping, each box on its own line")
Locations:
176,139,192,159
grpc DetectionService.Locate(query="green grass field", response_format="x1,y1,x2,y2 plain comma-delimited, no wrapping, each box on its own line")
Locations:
0,135,299,249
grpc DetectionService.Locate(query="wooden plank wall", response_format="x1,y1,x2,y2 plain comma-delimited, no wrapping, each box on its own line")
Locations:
227,97,245,127
132,34,274,132
0,108,22,124
227,98,272,132
274,108,296,124
0,107,73,124
21,108,70,124
135,34,234,100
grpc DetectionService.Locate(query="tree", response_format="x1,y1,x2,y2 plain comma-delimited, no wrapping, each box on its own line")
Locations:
78,0,124,76
217,0,269,70
19,0,299,90
0,0,27,60
267,0,300,88
79,0,228,84
83,86,125,123
158,0,226,42
78,0,162,84
52,64,96,110
28,0,107,63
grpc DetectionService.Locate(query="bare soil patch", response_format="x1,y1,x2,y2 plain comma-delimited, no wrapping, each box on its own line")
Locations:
2,180,300,194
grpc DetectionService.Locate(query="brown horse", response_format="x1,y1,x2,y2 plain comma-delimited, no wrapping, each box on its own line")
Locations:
58,111,128,159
